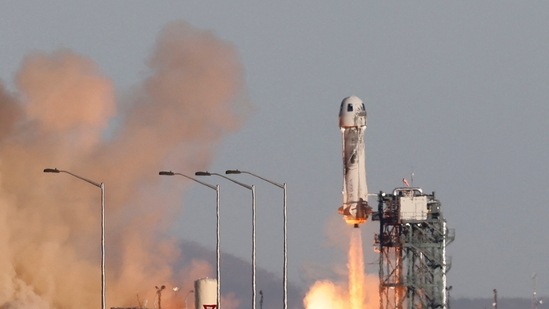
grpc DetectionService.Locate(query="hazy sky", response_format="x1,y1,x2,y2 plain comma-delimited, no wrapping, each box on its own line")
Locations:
2,1,549,301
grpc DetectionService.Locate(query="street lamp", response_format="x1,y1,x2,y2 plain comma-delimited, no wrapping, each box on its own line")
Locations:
43,168,106,309
196,171,256,309
155,285,166,309
159,171,220,309
226,170,287,309
184,289,194,309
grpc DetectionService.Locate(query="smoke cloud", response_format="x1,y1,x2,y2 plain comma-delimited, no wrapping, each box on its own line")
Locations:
0,21,250,308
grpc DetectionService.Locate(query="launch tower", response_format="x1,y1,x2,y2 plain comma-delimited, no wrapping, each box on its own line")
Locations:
372,187,455,309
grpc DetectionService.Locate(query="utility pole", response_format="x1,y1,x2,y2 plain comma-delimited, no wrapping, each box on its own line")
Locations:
492,289,497,309
532,273,543,309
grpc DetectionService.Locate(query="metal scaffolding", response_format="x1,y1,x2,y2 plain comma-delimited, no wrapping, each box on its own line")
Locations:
373,187,455,309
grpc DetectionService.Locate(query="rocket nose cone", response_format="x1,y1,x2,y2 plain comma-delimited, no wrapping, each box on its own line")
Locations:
342,95,363,103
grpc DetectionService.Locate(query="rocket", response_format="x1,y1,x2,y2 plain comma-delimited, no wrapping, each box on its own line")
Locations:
337,95,372,228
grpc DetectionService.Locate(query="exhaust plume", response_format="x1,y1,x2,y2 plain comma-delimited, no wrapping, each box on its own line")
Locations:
0,21,249,308
303,228,379,309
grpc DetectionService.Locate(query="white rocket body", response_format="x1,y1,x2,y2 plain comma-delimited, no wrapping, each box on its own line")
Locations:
338,95,371,227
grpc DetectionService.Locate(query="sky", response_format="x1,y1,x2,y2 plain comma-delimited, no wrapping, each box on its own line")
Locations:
1,1,549,306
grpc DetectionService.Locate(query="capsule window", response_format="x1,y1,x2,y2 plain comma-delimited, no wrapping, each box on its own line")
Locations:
347,104,353,112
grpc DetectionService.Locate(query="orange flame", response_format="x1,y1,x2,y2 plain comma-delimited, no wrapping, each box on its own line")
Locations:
303,228,379,308
349,229,365,309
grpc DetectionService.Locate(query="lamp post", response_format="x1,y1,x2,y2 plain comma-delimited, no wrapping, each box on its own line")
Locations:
196,171,256,309
184,289,194,309
159,171,220,309
155,285,166,309
225,170,287,309
43,168,106,309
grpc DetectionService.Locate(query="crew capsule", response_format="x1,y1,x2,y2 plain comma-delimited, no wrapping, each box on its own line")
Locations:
339,95,367,128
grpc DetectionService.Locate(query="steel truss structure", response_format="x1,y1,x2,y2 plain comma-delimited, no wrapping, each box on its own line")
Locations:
373,188,455,309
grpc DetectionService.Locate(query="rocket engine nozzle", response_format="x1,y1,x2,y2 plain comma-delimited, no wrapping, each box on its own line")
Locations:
338,199,372,227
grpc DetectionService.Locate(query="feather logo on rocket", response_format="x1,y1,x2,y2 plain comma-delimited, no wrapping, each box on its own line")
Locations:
338,95,372,228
